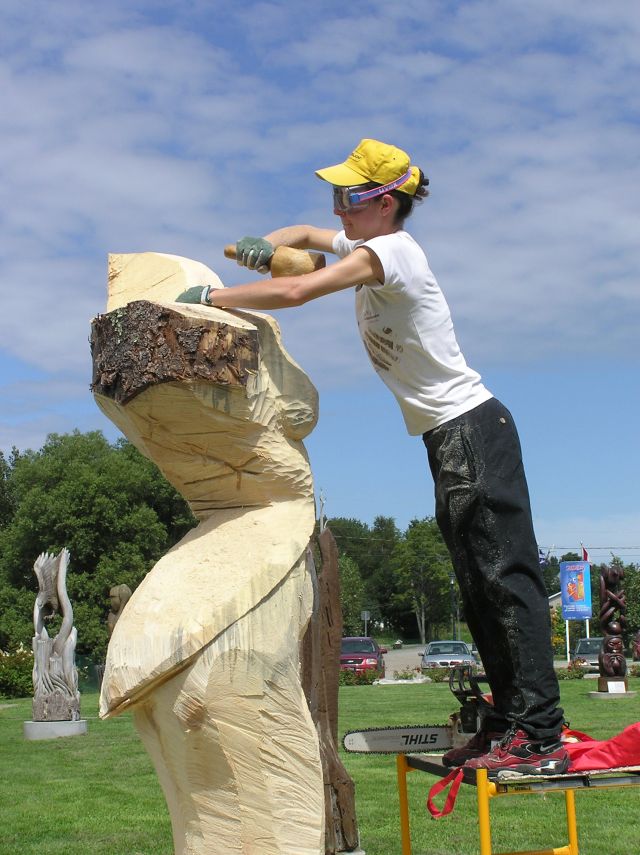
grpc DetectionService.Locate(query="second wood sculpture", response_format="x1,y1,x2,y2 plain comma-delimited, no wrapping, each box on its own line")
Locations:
92,252,325,854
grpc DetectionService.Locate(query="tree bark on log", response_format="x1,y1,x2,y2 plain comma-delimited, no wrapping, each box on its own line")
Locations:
91,301,259,405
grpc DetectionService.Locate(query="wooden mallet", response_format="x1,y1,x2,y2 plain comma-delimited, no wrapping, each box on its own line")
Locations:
224,244,325,277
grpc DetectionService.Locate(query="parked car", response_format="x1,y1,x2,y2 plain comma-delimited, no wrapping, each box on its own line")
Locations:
420,640,476,669
571,637,604,672
340,637,386,678
470,643,482,665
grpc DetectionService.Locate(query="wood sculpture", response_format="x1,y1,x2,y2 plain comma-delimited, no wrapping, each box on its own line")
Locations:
598,563,628,691
107,584,132,637
31,548,81,722
92,253,326,855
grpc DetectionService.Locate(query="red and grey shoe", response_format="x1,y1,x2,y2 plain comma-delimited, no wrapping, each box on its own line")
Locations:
463,728,569,778
442,727,507,768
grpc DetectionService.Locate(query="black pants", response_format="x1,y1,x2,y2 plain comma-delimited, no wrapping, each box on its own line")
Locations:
423,397,563,740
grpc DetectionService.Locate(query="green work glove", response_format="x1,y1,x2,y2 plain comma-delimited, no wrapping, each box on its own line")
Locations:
175,285,214,305
236,236,274,274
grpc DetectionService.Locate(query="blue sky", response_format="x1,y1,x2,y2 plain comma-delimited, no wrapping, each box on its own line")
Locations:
1,0,639,565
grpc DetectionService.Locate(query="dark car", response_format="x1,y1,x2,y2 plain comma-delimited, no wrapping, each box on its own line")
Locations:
340,637,387,678
571,637,604,672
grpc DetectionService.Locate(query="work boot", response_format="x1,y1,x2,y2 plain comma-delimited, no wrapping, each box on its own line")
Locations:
442,726,506,768
463,727,569,779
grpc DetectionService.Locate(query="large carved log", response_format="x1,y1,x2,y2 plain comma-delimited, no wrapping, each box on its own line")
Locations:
92,253,325,855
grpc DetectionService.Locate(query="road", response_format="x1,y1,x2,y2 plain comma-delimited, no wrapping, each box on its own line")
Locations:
382,643,573,675
383,644,424,675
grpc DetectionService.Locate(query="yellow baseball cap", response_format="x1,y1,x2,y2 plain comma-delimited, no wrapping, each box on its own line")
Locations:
315,138,420,196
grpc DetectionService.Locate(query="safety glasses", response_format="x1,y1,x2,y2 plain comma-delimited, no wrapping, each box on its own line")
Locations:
332,169,413,212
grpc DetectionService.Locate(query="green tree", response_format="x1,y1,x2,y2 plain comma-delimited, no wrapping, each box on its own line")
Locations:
550,605,565,655
363,516,403,631
391,517,452,643
0,431,196,657
624,563,640,641
0,450,17,529
327,517,373,577
338,554,366,635
541,555,560,596
327,515,404,631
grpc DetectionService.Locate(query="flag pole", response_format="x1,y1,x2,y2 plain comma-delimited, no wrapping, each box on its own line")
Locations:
581,541,591,638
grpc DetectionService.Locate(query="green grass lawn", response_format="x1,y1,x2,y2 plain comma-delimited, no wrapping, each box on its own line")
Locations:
1,680,639,854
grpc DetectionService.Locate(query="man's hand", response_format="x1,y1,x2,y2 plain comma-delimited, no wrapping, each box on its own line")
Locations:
235,237,274,274
176,285,216,305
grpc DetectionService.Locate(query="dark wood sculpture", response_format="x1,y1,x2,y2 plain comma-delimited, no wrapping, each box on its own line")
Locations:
107,584,132,637
598,564,628,691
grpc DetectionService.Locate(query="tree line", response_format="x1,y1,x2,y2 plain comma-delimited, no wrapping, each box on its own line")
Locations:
1,430,638,661
0,431,196,659
329,516,455,641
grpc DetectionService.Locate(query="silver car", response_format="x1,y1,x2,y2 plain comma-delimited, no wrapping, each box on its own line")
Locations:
420,640,476,669
571,637,604,672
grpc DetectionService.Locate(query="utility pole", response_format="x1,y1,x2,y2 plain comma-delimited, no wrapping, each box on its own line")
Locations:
449,572,456,639
361,610,370,637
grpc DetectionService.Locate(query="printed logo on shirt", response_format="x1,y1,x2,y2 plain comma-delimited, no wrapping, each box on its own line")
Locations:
365,346,391,372
368,330,394,351
381,326,403,353
363,330,399,372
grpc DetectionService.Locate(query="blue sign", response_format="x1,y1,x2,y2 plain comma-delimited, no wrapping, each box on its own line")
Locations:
560,561,592,620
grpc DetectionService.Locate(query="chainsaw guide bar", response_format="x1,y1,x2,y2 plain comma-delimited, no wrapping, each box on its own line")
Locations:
342,724,452,755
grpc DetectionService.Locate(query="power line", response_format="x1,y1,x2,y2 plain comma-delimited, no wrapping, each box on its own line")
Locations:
332,531,640,552
540,546,640,551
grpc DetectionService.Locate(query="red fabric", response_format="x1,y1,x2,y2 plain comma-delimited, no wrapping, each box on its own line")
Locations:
564,722,640,771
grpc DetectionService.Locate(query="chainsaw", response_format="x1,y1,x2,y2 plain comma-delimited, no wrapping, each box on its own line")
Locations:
342,666,493,755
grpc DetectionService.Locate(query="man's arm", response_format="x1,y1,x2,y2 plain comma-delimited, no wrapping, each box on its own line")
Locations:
207,246,383,311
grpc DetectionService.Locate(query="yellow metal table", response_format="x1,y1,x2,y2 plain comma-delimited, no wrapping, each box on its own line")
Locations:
396,753,640,855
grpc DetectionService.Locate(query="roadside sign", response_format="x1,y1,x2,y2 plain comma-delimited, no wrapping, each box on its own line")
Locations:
560,561,592,620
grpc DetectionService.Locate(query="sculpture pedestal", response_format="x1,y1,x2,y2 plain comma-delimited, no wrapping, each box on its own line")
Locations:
597,676,627,693
588,691,636,700
23,719,88,740
32,689,81,722
588,677,637,700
